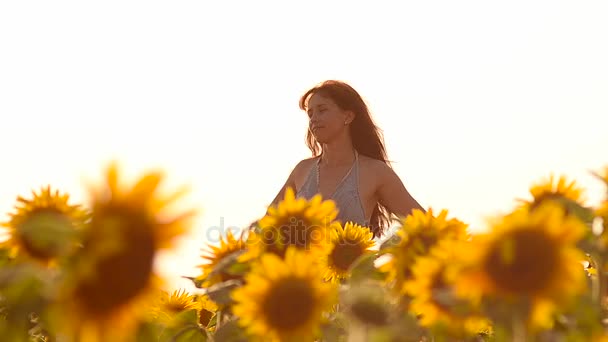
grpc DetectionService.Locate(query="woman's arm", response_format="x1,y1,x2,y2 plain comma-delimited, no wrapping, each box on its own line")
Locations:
269,177,294,209
267,160,305,212
376,163,426,218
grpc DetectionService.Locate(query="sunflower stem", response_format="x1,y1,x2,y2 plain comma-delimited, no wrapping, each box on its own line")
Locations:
589,254,602,308
600,260,608,325
511,313,527,342
215,309,222,330
347,322,367,342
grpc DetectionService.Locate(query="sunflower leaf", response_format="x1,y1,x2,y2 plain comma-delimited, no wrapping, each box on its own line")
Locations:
171,309,201,327
348,252,383,282
190,249,247,289
165,324,207,342
134,321,165,342
225,260,250,276
207,250,247,278
213,319,248,342
553,197,595,225
202,279,243,305
183,276,204,289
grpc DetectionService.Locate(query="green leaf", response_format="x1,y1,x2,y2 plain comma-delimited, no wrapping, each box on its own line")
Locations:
192,250,247,289
202,279,243,305
182,276,203,288
348,252,383,282
172,309,201,326
554,196,595,225
225,259,250,277
134,321,165,342
156,323,208,342
213,319,248,342
208,250,246,277
171,326,207,342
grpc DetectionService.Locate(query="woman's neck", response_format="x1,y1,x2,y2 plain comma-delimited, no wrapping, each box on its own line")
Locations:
320,138,356,167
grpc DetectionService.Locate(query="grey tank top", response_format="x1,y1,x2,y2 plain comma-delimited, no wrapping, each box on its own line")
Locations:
296,151,368,227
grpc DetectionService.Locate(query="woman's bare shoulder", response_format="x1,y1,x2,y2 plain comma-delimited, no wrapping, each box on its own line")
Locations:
359,154,389,171
293,157,317,176
358,155,395,186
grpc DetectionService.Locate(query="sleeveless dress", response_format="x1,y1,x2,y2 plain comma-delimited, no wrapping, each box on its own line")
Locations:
296,151,368,227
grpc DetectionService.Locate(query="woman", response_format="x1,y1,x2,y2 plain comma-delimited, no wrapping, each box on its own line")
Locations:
270,80,425,238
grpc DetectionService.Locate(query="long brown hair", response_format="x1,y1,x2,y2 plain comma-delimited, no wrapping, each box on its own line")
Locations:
299,80,392,237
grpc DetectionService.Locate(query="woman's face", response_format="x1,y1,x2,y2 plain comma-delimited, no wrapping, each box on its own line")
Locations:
306,93,352,143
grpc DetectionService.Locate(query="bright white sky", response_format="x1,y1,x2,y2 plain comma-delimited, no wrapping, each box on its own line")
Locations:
1,1,607,290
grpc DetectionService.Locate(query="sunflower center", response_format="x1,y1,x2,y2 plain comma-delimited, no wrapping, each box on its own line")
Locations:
428,267,469,316
419,232,439,251
262,276,315,331
165,300,190,313
398,254,415,283
76,208,156,316
17,209,76,260
484,227,559,295
405,231,439,257
330,241,364,272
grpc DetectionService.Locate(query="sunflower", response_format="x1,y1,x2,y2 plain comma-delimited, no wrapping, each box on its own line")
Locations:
403,239,491,337
521,174,586,213
380,208,468,294
1,186,88,264
232,247,337,342
197,294,219,328
243,187,339,260
591,166,608,186
454,202,586,329
196,230,248,288
59,163,195,341
149,289,201,325
321,221,375,282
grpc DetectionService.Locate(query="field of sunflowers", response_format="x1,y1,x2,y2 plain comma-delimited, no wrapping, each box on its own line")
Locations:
1,162,607,342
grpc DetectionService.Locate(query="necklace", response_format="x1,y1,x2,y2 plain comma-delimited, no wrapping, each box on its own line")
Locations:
316,151,358,199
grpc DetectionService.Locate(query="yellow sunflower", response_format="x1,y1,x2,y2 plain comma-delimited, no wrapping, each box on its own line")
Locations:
404,239,491,337
243,187,339,260
522,174,586,212
196,229,248,288
380,208,468,293
321,221,375,282
149,289,201,325
59,163,195,341
197,294,219,328
454,202,586,329
1,186,88,264
232,247,338,342
591,166,608,186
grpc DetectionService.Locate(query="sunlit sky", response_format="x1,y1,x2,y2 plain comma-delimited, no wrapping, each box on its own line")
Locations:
1,1,607,290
